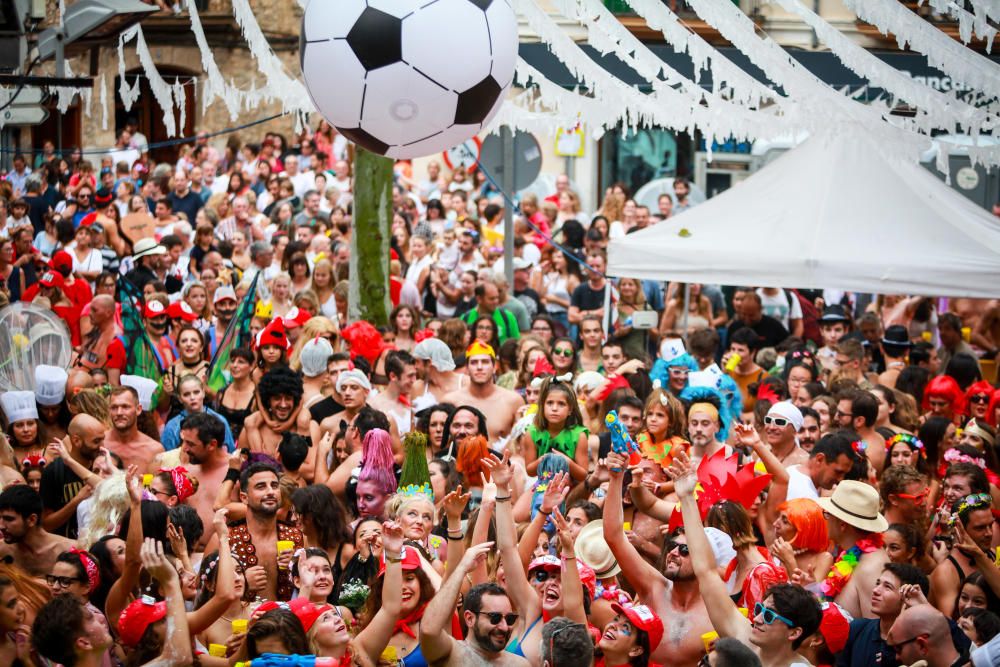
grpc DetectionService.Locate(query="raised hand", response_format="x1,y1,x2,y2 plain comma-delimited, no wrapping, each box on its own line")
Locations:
244,565,268,593
540,471,569,515
166,520,188,558
125,464,143,505
771,536,796,566
900,583,930,609
953,520,982,558
442,484,471,520
381,520,405,555
666,451,697,498
140,538,177,583
481,451,513,490
628,464,645,490
480,472,498,506
459,540,495,572
733,422,762,449
606,451,628,479
552,508,576,555
213,508,230,539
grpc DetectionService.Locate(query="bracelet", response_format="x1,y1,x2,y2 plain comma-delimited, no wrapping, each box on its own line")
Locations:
495,495,512,503
538,509,552,516
447,534,464,541
225,468,240,483
562,555,576,560
385,553,403,563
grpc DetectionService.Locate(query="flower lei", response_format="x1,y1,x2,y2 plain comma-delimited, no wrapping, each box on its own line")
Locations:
819,534,884,601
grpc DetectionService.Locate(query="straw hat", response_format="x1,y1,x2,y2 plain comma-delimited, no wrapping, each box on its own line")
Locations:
574,520,621,579
815,480,888,533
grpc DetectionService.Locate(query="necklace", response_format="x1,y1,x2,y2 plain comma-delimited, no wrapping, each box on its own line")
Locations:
820,534,883,600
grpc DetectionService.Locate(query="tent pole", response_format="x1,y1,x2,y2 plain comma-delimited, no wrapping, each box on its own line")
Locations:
681,283,691,345
603,278,612,336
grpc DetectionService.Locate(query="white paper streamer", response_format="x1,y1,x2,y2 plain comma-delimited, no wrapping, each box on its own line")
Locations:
131,26,178,136
769,0,990,135
99,72,108,131
186,0,249,119
921,0,997,49
173,80,187,133
841,0,1000,102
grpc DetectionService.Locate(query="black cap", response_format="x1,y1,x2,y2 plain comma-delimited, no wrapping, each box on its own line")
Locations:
881,324,912,348
819,304,850,324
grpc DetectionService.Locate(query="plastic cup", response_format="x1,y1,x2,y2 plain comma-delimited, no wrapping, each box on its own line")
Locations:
921,331,933,342
277,540,295,570
701,631,719,653
963,326,971,342
142,474,153,487
208,644,227,657
231,618,248,634
622,522,631,532
724,353,742,373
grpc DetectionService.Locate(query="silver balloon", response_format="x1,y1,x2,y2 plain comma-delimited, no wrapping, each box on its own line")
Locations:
0,302,72,392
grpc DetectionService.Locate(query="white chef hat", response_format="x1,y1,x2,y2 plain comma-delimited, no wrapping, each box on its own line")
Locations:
35,365,68,406
1,391,38,423
336,369,371,394
120,375,159,411
300,337,334,378
412,337,456,372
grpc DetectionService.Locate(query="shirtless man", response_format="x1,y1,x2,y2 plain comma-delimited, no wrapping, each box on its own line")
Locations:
320,369,401,456
975,302,1000,359
604,451,712,667
103,386,164,471
443,342,523,443
411,337,465,411
835,389,887,474
0,485,75,577
669,452,823,667
420,542,529,667
298,337,334,412
687,401,727,469
369,350,416,436
74,294,125,385
240,366,319,481
179,412,232,549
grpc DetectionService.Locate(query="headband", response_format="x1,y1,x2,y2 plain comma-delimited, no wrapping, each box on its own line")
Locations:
689,402,719,421
887,433,926,458
466,341,496,359
21,454,46,469
70,548,100,594
336,369,372,393
944,448,986,469
161,466,195,503
964,421,996,448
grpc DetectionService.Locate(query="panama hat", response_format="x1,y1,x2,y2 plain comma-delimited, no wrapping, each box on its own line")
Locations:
815,480,888,533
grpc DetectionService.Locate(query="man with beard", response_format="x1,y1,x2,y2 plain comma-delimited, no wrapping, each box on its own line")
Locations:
125,238,166,293
240,366,319,481
226,462,304,602
74,295,125,384
411,337,466,410
668,452,822,667
763,402,808,467
370,350,417,435
179,412,231,547
880,466,930,527
785,432,857,502
308,352,351,424
102,386,163,470
320,369,389,451
0,485,74,577
603,450,713,667
420,542,529,666
41,414,105,538
835,389,886,473
798,406,821,453
141,296,176,370
443,342,523,443
687,399,727,469
208,285,238,358
931,492,998,618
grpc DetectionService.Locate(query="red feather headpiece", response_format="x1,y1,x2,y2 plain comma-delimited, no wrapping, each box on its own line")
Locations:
667,449,773,533
532,356,556,378
595,374,630,402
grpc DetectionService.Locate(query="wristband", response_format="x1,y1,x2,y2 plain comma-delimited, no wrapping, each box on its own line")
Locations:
225,468,240,483
386,553,403,563
539,508,552,516
495,495,512,503
447,534,464,541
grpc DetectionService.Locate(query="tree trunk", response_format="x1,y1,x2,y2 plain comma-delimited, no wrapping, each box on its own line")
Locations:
349,147,393,327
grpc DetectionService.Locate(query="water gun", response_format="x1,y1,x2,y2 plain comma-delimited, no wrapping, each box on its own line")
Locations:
236,655,338,667
606,410,641,471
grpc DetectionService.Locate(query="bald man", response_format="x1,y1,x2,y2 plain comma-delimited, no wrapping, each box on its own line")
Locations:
76,294,126,385
887,604,961,667
40,414,106,538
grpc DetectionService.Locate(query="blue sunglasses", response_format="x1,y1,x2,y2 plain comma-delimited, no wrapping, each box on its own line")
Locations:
754,602,795,627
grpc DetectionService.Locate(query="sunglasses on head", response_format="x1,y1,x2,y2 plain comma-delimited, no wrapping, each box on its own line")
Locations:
763,415,791,427
473,610,518,626
753,602,795,627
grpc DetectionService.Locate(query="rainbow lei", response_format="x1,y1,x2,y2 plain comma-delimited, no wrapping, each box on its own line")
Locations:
819,534,883,601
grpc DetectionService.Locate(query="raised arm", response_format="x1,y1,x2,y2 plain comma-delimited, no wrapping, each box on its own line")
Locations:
354,521,405,661
139,538,194,666
667,452,748,641
187,509,238,635
441,484,471,582
483,452,541,621
602,452,665,600
734,423,788,534
106,466,144,631
552,508,587,625
468,494,495,586
517,472,569,572
420,541,494,664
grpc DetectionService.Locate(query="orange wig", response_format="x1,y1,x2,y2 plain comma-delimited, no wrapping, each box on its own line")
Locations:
777,498,829,553
455,435,490,488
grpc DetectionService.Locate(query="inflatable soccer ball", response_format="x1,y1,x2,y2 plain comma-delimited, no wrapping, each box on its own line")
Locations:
300,0,518,159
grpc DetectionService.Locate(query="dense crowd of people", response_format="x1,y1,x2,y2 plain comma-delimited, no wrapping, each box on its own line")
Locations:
0,121,999,667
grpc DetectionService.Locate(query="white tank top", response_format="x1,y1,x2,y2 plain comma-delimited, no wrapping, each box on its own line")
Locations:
544,272,570,314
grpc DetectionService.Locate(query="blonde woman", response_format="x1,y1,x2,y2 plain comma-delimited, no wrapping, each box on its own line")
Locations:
269,272,294,319
311,258,337,319
660,282,713,334
290,316,339,371
612,277,656,360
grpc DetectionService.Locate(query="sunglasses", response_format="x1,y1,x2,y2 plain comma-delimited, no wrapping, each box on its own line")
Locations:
763,415,791,427
753,602,795,627
532,570,551,584
46,574,85,587
473,611,518,626
970,394,990,404
553,348,574,358
667,542,690,557
888,633,927,655
896,489,929,502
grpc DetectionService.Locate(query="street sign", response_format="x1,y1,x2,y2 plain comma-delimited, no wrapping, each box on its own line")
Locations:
479,130,543,191
0,105,48,126
442,137,481,172
0,87,47,106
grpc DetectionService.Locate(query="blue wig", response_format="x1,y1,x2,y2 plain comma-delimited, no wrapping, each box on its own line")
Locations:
679,383,734,442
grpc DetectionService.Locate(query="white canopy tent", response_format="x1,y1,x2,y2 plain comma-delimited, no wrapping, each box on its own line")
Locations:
607,133,1000,298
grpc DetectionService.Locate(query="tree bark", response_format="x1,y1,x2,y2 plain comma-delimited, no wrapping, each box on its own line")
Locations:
349,147,393,327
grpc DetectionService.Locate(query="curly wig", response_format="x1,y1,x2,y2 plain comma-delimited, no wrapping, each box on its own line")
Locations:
258,365,304,407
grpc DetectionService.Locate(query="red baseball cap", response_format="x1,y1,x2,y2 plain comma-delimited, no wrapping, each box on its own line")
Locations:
282,306,312,329
49,250,73,274
143,299,167,319
378,545,422,577
118,595,167,647
78,212,99,228
610,602,664,651
527,555,561,574
168,301,197,322
254,598,332,634
818,602,851,654
39,271,64,289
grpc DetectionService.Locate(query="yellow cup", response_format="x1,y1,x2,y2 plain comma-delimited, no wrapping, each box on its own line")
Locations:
701,631,719,653
277,540,295,570
142,474,153,487
724,353,742,373
921,331,933,342
231,618,248,634
622,522,632,532
208,644,227,657
963,326,971,342
738,607,749,617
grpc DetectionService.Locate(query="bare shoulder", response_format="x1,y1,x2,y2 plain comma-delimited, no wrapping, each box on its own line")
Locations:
441,389,468,405
445,642,529,666
244,411,262,428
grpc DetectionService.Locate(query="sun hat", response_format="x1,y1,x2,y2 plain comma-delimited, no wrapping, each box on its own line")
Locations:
815,480,888,533
574,520,621,579
132,238,167,260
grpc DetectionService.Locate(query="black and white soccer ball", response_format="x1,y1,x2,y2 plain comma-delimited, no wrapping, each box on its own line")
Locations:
300,0,518,160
